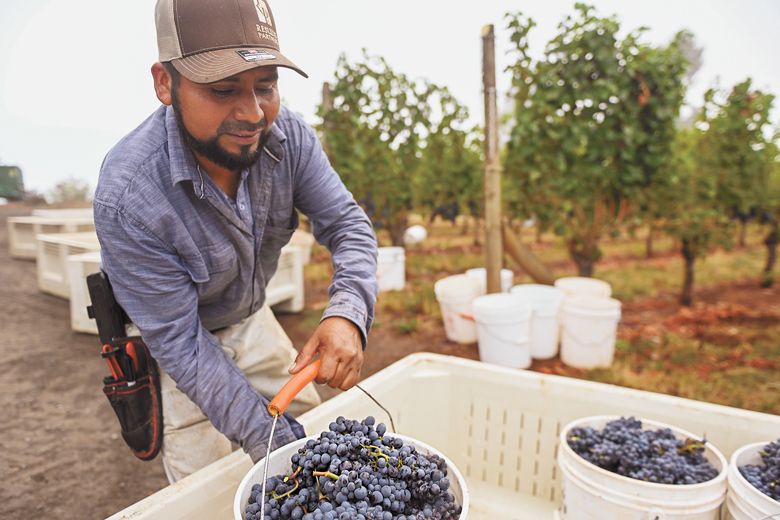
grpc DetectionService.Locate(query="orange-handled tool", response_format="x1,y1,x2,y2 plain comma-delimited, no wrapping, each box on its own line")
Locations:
267,359,321,417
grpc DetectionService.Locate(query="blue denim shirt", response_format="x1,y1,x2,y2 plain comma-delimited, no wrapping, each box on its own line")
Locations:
93,104,377,461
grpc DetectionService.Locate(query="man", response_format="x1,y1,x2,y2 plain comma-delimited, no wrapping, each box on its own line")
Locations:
93,0,378,482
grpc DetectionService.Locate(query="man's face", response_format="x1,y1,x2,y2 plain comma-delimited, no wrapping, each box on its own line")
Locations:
169,66,281,171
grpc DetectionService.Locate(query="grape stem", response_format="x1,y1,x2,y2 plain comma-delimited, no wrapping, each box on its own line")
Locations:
313,471,339,480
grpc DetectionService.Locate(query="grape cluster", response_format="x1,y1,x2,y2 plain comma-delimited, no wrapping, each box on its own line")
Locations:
566,417,719,485
738,438,780,501
245,416,462,519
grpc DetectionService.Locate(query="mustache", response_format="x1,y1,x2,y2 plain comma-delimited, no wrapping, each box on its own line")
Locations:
218,119,267,135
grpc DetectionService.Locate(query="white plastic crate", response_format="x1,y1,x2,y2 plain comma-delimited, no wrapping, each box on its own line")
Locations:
36,232,101,299
32,208,93,218
290,229,315,264
7,215,95,259
67,251,102,335
266,244,304,313
106,353,780,520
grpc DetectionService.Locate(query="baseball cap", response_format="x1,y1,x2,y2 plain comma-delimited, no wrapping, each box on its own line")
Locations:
155,0,307,83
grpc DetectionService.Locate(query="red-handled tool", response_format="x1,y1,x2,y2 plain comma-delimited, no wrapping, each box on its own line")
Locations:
260,359,321,519
102,344,124,381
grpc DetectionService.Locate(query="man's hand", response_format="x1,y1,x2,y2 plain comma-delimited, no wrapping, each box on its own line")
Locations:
289,316,363,390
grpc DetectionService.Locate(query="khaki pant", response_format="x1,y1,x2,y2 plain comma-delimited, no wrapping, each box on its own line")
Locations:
155,305,321,483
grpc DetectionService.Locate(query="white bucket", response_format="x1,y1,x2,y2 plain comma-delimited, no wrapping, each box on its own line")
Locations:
554,276,612,299
434,274,482,343
560,296,621,369
234,434,470,520
471,293,533,368
403,224,428,245
725,442,780,519
465,267,514,294
510,284,565,359
376,246,405,292
558,415,728,520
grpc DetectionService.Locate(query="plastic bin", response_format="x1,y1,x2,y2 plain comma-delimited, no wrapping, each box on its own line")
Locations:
7,215,95,259
36,232,101,299
266,245,305,313
234,434,470,520
377,247,406,292
67,251,102,335
106,353,780,520
32,208,93,219
290,230,315,265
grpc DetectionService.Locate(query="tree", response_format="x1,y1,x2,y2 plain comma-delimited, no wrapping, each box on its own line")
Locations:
504,4,689,276
702,80,775,248
757,136,780,287
48,176,91,204
663,126,733,305
319,52,476,245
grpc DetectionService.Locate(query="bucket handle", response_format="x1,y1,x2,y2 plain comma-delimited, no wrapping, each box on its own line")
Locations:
562,323,616,349
476,322,529,347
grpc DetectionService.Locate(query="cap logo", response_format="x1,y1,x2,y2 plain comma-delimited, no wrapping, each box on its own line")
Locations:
237,49,276,62
253,0,279,45
253,0,270,24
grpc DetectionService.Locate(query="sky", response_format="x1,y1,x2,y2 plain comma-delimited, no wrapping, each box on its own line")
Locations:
1,0,779,196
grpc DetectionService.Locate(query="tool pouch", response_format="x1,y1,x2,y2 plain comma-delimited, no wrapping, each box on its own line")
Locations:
102,337,163,461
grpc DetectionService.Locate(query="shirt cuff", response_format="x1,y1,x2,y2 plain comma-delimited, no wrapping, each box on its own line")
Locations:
321,290,370,349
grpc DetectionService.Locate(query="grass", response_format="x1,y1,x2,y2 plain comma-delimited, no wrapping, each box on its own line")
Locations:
302,219,779,414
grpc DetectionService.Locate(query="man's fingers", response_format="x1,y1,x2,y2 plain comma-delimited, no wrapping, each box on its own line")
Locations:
339,366,361,391
290,336,319,374
316,354,339,385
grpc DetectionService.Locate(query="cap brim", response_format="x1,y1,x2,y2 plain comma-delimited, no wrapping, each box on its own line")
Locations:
171,47,307,83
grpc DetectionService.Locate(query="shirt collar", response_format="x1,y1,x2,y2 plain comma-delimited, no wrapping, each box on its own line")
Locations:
165,105,288,189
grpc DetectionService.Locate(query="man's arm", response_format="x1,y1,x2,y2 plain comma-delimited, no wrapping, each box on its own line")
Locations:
93,199,301,461
284,117,378,387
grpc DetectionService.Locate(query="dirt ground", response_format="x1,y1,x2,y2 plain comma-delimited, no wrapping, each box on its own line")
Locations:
1,204,778,519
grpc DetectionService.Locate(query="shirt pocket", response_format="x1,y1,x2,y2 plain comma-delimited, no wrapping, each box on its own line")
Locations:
195,242,239,303
259,223,296,285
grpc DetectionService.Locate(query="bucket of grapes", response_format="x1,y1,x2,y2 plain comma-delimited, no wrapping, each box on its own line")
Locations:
234,416,469,520
558,415,728,519
725,439,780,520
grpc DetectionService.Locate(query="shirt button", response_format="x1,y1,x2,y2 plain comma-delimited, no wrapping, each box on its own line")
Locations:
239,203,245,210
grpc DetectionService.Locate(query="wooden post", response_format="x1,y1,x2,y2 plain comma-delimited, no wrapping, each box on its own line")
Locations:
321,82,333,159
482,24,503,294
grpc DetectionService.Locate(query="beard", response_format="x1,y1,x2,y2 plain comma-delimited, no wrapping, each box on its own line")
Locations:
171,92,266,171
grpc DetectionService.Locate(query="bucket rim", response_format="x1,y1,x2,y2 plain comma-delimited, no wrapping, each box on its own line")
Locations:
434,274,482,298
728,441,780,508
559,414,728,491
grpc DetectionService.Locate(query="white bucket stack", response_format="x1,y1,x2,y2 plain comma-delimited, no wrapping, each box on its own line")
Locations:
471,293,532,369
554,276,612,299
560,296,622,369
553,276,620,369
465,267,514,294
725,442,780,519
510,284,565,359
376,246,405,292
558,416,728,520
434,274,482,343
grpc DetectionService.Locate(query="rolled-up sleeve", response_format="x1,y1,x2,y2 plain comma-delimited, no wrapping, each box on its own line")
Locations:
288,121,378,346
93,199,301,461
